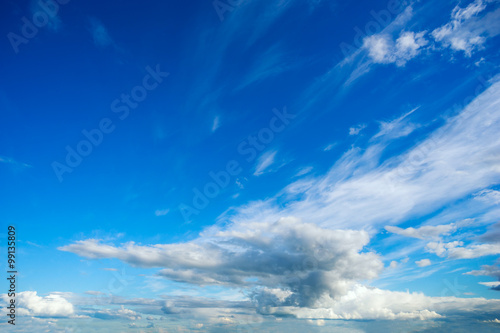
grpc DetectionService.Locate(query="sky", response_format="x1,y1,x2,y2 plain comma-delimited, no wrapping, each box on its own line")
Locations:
1,0,500,332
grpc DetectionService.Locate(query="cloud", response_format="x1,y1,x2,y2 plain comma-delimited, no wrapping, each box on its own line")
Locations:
363,31,428,66
466,264,500,279
372,107,419,140
479,281,500,288
59,77,500,321
323,143,337,151
483,318,500,323
232,77,500,230
88,17,115,48
236,44,295,90
259,284,500,320
294,166,313,177
254,150,278,176
0,291,74,318
85,291,106,296
93,306,141,320
427,241,500,259
0,155,32,169
415,259,432,267
349,124,367,135
61,217,383,309
58,215,500,320
30,0,62,32
432,0,500,56
211,116,221,132
385,224,455,240
448,243,500,259
155,209,170,217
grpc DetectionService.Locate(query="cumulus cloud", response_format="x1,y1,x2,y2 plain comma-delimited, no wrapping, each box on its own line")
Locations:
59,78,500,321
259,284,500,320
0,291,74,318
363,31,427,66
415,259,432,267
61,217,383,309
432,0,500,56
483,318,500,323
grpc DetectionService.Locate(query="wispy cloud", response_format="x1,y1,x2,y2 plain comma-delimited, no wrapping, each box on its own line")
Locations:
0,155,32,169
253,150,277,176
211,116,221,133
349,123,367,135
385,224,455,240
59,79,500,321
155,209,170,217
88,17,115,48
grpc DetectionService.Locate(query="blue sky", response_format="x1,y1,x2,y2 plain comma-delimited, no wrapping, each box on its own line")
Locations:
1,0,500,331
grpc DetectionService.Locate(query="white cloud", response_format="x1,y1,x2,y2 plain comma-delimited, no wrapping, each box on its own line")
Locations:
479,281,500,287
0,155,32,168
372,107,419,140
261,284,500,320
483,318,500,323
475,189,500,205
349,124,367,135
93,306,142,320
465,264,500,279
227,77,500,231
61,217,383,308
254,150,277,176
385,224,455,240
432,0,500,56
363,31,427,66
59,77,500,321
323,143,337,151
211,116,221,132
415,259,432,267
427,241,500,259
155,209,170,217
294,166,313,177
0,291,74,318
448,243,500,259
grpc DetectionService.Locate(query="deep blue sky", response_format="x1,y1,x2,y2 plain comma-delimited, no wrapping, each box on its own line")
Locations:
1,0,500,332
